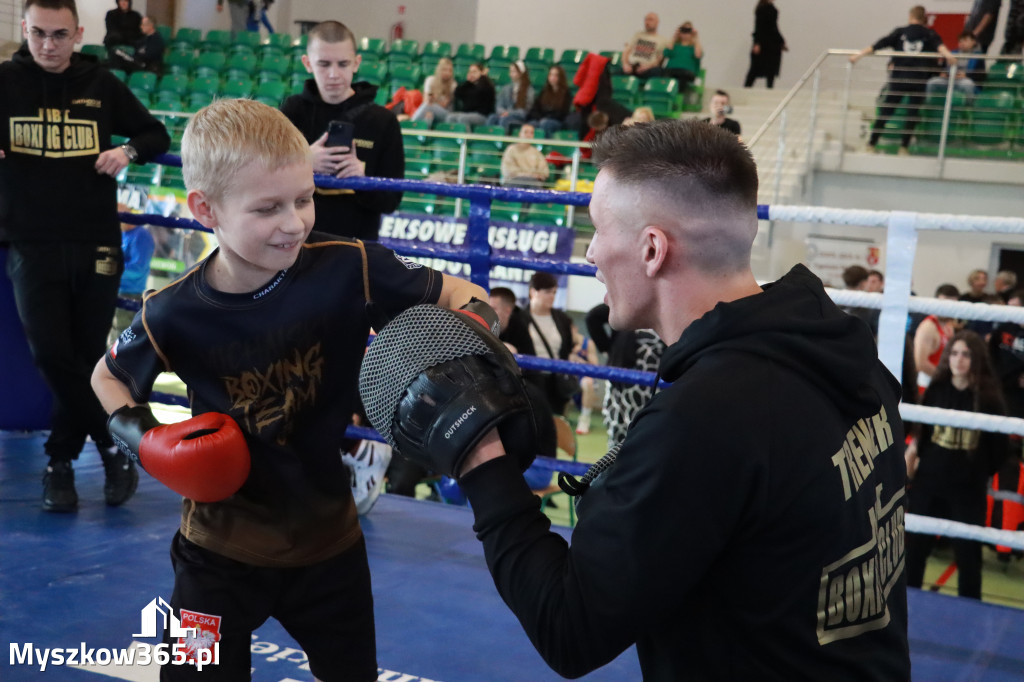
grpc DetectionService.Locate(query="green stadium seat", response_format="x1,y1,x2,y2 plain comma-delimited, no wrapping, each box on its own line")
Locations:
488,45,520,63
357,37,386,57
419,54,443,77
359,62,388,87
491,201,521,223
523,47,555,70
127,70,158,93
155,24,172,42
227,51,258,76
558,49,588,66
202,29,232,51
455,43,486,61
969,90,1016,146
231,30,261,52
398,192,436,214
254,80,287,107
404,149,434,179
264,32,293,50
528,66,549,90
256,70,284,86
157,72,190,96
641,77,680,118
220,76,254,98
388,63,422,89
490,69,511,87
389,38,419,58
80,44,107,59
288,72,308,96
421,41,452,58
164,49,196,75
187,91,215,112
171,27,201,50
108,68,127,82
258,53,291,78
151,89,184,110
524,203,566,226
189,75,220,97
196,50,227,73
400,118,432,148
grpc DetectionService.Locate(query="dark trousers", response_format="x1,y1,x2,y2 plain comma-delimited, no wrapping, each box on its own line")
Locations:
905,485,986,599
869,81,927,148
5,241,123,461
163,533,377,681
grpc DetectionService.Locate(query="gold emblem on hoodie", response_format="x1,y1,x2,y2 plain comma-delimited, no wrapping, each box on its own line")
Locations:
9,107,99,158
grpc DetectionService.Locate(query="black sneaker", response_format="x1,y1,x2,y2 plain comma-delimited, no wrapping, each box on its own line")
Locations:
42,460,78,513
101,447,138,506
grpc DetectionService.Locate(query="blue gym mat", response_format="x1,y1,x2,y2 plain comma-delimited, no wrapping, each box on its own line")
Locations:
2,431,1022,681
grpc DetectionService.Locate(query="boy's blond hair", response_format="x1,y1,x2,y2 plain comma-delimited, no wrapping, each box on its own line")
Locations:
182,99,311,202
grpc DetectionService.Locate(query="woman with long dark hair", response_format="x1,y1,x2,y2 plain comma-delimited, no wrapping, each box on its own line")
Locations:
526,65,572,136
743,0,787,88
905,330,1008,599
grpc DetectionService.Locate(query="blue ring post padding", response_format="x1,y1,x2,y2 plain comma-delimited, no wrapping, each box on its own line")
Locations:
466,196,493,290
757,204,770,221
0,248,53,430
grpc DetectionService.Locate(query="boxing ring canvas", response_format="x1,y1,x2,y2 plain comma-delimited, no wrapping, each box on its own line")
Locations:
1,431,1022,681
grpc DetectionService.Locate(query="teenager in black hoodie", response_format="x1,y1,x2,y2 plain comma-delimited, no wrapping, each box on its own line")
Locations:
280,20,404,241
1,0,169,513
389,120,912,679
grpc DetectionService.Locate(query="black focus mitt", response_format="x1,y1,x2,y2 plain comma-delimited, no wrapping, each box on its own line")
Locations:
359,304,540,478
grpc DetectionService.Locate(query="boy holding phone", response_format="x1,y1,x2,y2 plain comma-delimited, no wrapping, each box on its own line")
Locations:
281,20,404,241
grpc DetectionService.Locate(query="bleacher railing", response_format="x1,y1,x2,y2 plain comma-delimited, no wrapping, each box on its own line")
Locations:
746,51,1024,206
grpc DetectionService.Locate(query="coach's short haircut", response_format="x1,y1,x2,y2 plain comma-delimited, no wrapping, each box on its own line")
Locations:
307,20,356,47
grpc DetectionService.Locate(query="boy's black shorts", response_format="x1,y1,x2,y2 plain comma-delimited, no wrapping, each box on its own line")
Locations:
161,531,376,681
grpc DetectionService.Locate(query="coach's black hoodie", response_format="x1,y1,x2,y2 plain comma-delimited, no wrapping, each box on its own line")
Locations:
0,47,169,244
461,264,911,681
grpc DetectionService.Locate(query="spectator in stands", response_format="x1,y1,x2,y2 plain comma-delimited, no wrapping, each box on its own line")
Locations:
1001,0,1024,54
500,123,550,187
103,0,140,50
961,268,990,303
965,0,1002,53
867,269,885,292
623,106,655,125
216,0,249,33
446,62,496,128
522,271,576,416
663,21,703,88
580,110,610,159
622,12,670,79
110,14,164,74
487,60,535,133
926,31,986,99
850,5,954,154
411,57,457,123
281,20,404,241
915,283,961,393
702,90,741,136
995,270,1018,302
743,0,787,88
905,330,1008,599
571,327,601,435
527,65,572,136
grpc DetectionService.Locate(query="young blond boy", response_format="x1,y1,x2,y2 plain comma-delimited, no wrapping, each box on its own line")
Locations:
91,99,487,679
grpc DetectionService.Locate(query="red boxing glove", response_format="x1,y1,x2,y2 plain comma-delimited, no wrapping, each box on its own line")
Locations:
141,413,251,502
109,406,250,503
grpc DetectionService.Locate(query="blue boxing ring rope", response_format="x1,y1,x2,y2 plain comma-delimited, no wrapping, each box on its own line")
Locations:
110,154,1024,549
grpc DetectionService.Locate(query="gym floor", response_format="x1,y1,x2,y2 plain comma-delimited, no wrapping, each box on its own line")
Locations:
2,428,1023,681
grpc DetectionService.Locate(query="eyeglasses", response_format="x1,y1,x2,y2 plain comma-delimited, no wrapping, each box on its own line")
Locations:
27,28,74,45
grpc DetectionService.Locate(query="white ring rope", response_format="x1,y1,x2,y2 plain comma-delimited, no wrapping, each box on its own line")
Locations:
768,205,1024,234
906,514,1024,551
766,204,1024,554
899,403,1024,437
825,289,1024,324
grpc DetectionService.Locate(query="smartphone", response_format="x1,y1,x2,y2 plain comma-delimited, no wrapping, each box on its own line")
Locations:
326,120,355,149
